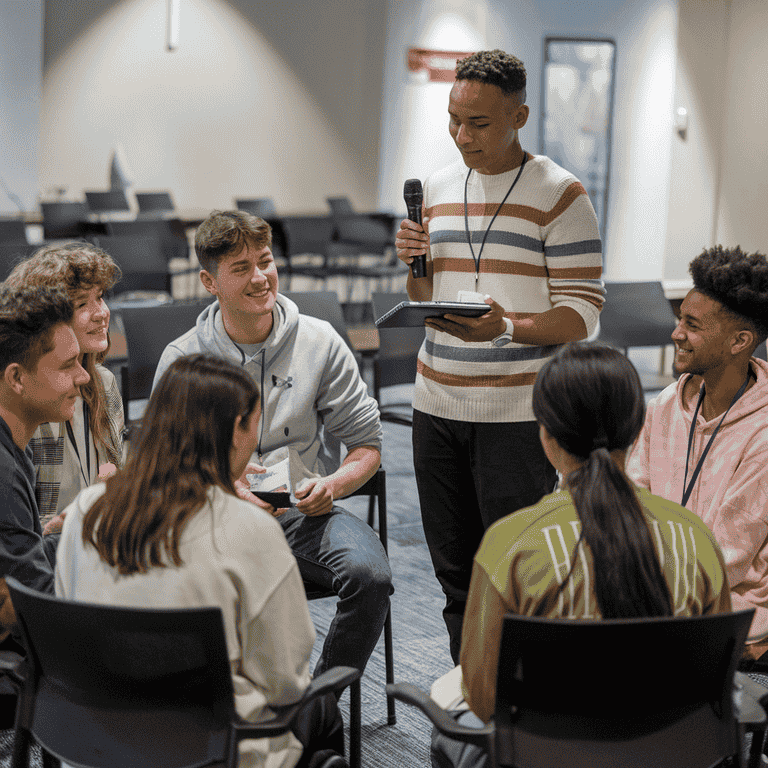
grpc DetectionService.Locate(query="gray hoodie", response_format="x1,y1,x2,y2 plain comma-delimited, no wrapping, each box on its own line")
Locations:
152,294,382,487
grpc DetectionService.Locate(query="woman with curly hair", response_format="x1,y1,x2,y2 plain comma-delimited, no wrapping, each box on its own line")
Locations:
5,242,124,529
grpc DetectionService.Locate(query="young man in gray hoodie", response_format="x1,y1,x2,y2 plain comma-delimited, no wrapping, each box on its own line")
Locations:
152,210,392,676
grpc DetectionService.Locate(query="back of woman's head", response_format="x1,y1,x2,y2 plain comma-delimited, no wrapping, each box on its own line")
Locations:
532,342,645,457
532,342,672,618
83,354,259,575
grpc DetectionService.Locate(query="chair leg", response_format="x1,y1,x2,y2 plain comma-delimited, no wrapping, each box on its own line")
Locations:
349,677,361,768
384,607,396,725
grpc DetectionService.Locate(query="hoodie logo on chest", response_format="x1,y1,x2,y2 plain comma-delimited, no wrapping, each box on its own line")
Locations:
272,374,293,389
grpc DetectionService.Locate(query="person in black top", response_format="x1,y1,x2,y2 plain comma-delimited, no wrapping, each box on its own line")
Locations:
0,283,89,645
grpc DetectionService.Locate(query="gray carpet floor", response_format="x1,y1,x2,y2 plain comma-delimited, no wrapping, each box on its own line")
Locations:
309,397,456,768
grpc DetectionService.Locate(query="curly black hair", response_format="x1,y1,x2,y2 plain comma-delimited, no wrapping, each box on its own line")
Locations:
689,245,768,344
455,49,526,100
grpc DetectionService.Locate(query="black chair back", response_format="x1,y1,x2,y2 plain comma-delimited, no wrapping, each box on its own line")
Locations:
235,198,277,218
84,190,131,215
0,219,27,244
493,610,754,768
107,220,188,263
117,299,214,412
95,234,171,294
0,243,39,281
41,201,90,240
326,197,355,217
7,577,234,768
283,290,354,352
135,191,175,215
599,281,678,351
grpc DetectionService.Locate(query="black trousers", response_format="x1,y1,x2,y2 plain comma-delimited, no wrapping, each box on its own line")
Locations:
291,691,345,768
412,410,557,663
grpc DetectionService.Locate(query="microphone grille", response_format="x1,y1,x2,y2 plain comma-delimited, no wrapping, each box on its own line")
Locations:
404,178,423,201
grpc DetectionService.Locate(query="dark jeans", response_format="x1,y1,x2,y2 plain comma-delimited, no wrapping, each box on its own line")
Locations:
280,504,393,676
412,410,557,663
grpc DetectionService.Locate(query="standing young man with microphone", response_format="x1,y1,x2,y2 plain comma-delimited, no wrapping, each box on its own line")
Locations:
396,49,604,662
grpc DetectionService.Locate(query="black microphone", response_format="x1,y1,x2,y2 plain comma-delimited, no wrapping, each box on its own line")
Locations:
403,178,426,278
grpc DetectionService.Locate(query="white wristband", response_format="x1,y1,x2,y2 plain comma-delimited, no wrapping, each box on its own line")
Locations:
491,318,515,347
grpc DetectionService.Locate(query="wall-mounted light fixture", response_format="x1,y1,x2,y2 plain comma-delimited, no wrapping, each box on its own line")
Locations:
166,0,180,51
675,106,688,140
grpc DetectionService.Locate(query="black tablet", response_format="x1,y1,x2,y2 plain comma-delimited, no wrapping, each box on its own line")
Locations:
375,301,489,328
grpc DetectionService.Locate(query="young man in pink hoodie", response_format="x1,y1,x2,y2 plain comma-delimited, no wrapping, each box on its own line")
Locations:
628,246,768,659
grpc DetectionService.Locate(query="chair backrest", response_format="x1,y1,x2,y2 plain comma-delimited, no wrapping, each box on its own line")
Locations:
283,290,354,351
6,577,235,768
598,281,678,351
280,216,334,258
235,198,277,218
107,220,189,262
327,197,355,217
0,219,28,244
41,201,89,240
95,234,170,294
372,292,424,391
0,243,39,281
85,190,131,215
135,191,175,215
117,299,214,406
493,610,754,768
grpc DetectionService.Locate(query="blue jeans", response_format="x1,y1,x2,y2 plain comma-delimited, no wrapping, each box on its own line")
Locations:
279,504,393,675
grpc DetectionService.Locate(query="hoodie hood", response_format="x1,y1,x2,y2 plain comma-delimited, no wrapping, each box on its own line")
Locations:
677,357,768,430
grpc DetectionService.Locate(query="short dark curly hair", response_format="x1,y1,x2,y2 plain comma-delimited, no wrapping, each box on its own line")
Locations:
455,50,527,100
689,245,768,346
0,284,73,373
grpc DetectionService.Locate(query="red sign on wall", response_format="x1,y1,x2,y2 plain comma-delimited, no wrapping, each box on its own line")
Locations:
407,48,475,83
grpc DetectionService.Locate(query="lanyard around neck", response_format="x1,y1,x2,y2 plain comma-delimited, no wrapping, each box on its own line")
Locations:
464,152,528,290
681,367,754,507
65,400,91,487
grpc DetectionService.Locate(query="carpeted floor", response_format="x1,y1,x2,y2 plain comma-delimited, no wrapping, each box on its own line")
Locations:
309,392,456,767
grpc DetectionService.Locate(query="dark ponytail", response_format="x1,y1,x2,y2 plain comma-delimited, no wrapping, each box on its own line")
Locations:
532,342,672,618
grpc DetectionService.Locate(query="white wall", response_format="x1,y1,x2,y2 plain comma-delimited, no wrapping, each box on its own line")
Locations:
714,0,768,254
662,0,730,284
41,0,386,212
379,0,680,282
0,0,42,215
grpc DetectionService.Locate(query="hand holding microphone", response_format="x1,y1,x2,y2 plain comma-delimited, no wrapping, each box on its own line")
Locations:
396,178,429,279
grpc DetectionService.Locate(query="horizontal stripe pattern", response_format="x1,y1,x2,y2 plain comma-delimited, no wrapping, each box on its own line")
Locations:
418,359,538,388
414,155,603,423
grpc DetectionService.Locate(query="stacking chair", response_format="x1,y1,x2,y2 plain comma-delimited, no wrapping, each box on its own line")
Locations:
598,281,678,391
388,609,768,768
84,189,131,218
115,298,214,428
371,292,423,427
40,201,92,240
0,219,28,244
2,577,357,768
107,219,190,264
279,215,336,290
0,243,39,281
326,199,404,302
94,234,172,297
235,197,277,218
135,191,175,216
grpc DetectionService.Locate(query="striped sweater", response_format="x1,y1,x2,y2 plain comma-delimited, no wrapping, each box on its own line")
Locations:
414,153,604,423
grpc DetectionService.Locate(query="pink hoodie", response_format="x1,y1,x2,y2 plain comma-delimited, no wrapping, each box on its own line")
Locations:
628,357,768,642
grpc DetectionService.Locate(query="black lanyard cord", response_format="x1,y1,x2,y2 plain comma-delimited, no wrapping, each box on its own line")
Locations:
65,400,91,487
681,367,755,507
464,152,528,290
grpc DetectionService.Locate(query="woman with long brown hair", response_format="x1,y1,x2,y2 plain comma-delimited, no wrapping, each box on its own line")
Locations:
5,242,123,529
55,353,343,768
